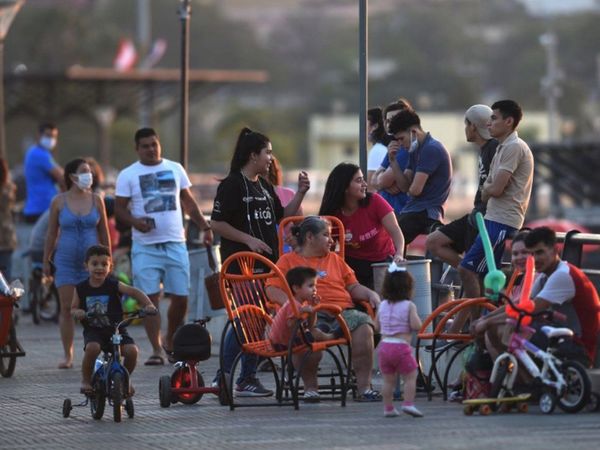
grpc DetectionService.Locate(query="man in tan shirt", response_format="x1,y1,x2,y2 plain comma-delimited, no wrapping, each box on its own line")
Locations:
457,99,534,298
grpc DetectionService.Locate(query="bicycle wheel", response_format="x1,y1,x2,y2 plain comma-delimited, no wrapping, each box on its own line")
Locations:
125,398,134,418
39,283,60,322
0,325,18,378
111,372,124,422
29,277,42,325
172,365,203,404
556,360,590,413
90,375,105,420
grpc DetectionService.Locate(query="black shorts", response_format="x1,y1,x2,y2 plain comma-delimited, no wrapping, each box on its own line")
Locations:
83,327,135,352
437,214,479,254
397,210,440,245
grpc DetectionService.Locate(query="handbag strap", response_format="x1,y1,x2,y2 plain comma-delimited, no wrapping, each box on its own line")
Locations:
206,245,218,273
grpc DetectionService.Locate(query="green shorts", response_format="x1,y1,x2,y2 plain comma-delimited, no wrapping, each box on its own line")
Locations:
317,308,373,334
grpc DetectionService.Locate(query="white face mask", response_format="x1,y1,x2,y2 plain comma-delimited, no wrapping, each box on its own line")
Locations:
74,173,93,190
409,130,419,152
39,136,57,150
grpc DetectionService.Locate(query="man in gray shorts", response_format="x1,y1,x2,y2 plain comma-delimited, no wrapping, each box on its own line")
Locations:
115,128,213,365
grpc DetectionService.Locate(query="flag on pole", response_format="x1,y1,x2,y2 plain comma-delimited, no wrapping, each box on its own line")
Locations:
113,38,137,72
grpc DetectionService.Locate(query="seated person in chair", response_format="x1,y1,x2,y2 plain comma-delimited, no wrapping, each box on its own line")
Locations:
266,216,383,402
474,227,600,366
268,266,335,403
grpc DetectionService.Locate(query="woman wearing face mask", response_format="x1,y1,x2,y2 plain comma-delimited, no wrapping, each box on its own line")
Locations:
44,158,110,369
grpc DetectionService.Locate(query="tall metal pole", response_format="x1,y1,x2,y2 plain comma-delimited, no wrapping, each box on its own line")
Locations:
540,31,561,142
137,0,152,126
358,0,368,175
178,0,191,169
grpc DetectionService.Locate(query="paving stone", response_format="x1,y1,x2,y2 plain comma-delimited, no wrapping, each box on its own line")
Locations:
1,313,600,449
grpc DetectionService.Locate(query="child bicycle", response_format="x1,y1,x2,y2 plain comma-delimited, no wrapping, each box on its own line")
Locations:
0,272,26,378
489,292,591,414
62,309,156,422
28,263,59,324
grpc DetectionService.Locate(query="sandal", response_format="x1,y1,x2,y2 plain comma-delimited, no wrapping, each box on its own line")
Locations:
355,389,382,402
144,355,165,366
80,385,93,395
303,390,321,403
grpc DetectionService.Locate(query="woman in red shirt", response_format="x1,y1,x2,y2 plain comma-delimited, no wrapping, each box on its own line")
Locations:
319,162,405,289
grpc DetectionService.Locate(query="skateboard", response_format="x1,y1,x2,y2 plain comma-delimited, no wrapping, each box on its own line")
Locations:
462,394,531,415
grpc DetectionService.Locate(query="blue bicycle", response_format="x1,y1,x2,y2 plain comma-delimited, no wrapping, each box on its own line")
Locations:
62,309,156,422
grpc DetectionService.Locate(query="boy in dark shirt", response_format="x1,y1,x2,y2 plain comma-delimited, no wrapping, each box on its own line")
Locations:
71,245,156,394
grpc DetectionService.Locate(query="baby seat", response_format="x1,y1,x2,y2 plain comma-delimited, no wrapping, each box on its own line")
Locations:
172,323,212,362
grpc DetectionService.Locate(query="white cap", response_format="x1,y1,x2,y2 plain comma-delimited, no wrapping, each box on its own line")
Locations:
465,104,492,140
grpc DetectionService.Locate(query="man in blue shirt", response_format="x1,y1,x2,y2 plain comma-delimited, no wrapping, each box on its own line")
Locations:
23,123,64,223
387,109,452,247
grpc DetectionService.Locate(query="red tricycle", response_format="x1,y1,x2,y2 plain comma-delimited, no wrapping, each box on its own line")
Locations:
159,320,229,407
0,273,26,377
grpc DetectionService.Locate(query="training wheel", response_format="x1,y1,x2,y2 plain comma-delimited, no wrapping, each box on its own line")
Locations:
479,404,492,415
62,398,72,418
587,392,600,412
463,405,474,416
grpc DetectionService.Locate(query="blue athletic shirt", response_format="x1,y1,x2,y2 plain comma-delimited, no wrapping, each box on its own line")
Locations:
23,144,59,216
379,149,410,213
401,133,452,221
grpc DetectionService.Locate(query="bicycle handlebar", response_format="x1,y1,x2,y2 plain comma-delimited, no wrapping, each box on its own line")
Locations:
499,292,566,323
85,308,158,328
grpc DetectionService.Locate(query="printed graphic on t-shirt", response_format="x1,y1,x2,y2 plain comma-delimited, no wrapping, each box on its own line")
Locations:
86,295,111,327
139,171,177,213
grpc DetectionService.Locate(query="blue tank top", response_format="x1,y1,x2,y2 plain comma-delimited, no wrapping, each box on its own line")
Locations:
53,199,100,286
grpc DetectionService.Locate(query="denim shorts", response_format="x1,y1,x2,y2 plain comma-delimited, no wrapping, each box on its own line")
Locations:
131,241,190,296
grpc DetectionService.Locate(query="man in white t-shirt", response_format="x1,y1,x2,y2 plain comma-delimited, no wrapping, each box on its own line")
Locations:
115,128,213,365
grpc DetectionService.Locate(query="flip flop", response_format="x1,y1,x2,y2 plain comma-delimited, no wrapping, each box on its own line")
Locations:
144,355,165,366
162,346,176,363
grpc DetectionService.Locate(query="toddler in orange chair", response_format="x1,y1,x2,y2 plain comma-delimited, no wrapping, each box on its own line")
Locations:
268,266,334,402
375,263,423,417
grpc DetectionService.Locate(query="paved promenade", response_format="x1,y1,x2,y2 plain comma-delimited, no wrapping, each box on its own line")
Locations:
2,307,600,450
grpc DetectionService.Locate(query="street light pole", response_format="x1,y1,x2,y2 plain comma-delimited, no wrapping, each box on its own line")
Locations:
0,0,24,160
358,0,368,175
178,0,191,169
540,31,562,142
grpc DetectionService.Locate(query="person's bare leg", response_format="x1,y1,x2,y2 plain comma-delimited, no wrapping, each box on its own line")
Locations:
426,231,462,268
165,294,187,351
293,351,322,392
382,373,397,409
351,324,374,393
448,267,483,334
122,344,139,395
458,266,482,299
122,344,138,374
58,285,75,368
81,342,101,392
402,369,418,404
143,293,162,356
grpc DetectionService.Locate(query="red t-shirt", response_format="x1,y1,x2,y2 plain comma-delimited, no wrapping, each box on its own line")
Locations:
337,193,395,262
267,252,357,310
268,300,300,346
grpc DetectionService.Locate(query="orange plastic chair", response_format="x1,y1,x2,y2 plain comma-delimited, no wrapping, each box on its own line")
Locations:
218,251,352,410
278,215,346,258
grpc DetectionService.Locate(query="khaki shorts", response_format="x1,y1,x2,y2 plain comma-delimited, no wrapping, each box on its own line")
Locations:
317,308,373,334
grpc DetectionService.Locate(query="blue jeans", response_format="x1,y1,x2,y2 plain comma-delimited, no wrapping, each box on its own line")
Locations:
221,326,258,384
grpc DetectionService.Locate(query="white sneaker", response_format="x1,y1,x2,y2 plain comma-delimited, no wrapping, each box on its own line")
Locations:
401,405,424,417
384,408,400,417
